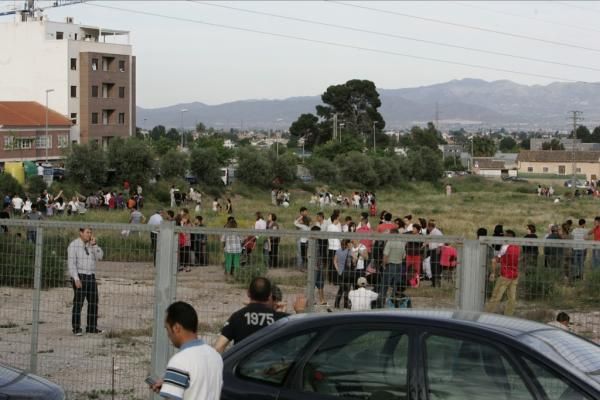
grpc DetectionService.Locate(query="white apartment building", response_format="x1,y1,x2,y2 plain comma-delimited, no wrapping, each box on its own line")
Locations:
0,13,136,148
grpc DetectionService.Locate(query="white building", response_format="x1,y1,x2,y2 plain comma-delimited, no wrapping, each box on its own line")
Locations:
0,14,136,148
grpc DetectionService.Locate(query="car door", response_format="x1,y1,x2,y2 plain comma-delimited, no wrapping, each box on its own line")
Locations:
280,324,418,400
221,330,318,400
419,329,540,400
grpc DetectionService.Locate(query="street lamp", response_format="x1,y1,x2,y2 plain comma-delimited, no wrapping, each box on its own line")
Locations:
45,89,54,164
180,108,188,149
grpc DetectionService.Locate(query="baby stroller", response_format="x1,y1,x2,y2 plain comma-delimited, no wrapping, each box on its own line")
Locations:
240,236,257,266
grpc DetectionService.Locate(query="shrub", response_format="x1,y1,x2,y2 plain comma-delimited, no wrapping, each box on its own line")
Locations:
0,172,23,197
0,234,66,288
335,151,378,188
160,149,189,179
64,143,107,190
236,148,272,188
519,265,561,301
190,147,223,186
306,157,337,184
26,175,47,197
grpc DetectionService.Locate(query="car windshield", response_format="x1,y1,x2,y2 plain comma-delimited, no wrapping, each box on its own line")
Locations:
527,329,600,383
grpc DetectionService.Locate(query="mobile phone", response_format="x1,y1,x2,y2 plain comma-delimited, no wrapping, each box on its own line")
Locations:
145,376,158,386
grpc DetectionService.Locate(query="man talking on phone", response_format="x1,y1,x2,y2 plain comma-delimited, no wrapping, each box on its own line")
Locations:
68,227,104,335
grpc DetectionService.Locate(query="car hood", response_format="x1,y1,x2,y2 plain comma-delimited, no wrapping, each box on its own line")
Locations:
0,363,64,400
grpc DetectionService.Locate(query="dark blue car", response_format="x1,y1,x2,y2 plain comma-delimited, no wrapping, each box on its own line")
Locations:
222,310,600,400
0,361,65,399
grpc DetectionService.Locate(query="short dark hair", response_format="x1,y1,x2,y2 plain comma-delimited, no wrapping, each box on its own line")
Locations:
310,226,321,231
556,312,570,323
505,230,516,237
299,207,307,213
317,212,324,218
384,212,392,222
527,224,536,233
476,227,487,238
579,218,586,226
249,277,272,302
270,213,277,222
165,301,198,333
360,212,369,220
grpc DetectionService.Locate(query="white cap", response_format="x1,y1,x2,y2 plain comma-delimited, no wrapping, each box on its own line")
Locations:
357,277,368,287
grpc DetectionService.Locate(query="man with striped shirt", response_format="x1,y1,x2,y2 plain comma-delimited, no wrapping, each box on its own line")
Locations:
150,301,223,400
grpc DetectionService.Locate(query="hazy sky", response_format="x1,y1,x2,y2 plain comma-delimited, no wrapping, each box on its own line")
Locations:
3,1,600,108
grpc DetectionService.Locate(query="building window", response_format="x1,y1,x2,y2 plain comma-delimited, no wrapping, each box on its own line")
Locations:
558,165,566,175
35,136,52,149
102,109,114,125
119,86,125,98
527,167,533,172
576,167,582,173
102,56,114,72
58,135,69,148
3,136,14,150
70,113,77,125
92,58,98,71
91,112,98,124
543,167,548,172
70,58,77,70
56,31,63,40
74,33,78,40
119,60,125,72
102,83,114,98
92,85,98,97
70,85,77,98
118,112,125,124
19,138,33,149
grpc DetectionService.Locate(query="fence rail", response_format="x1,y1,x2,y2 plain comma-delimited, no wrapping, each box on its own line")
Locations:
0,220,597,399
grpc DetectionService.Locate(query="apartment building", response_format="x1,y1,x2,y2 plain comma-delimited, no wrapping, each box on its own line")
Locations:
0,14,136,150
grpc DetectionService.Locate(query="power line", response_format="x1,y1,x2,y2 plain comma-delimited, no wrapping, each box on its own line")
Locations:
454,1,600,34
330,1,600,54
190,1,600,73
81,2,587,83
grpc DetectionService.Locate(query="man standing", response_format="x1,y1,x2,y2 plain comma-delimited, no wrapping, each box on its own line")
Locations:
11,193,23,215
68,227,104,335
589,217,600,269
427,220,444,288
129,207,146,236
150,301,223,400
25,203,43,243
148,210,163,265
213,277,304,353
485,230,520,316
571,218,587,281
295,207,310,269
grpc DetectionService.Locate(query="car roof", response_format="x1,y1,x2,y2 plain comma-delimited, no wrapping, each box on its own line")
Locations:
266,310,600,384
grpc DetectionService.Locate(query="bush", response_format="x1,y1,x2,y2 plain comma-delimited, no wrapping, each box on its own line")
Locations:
160,149,189,179
236,148,272,188
64,143,108,190
0,172,23,197
519,265,561,301
306,157,337,184
26,175,47,197
0,234,66,288
107,138,156,186
190,147,223,186
335,151,378,188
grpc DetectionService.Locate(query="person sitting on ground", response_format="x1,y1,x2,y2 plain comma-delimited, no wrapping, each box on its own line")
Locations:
213,277,306,353
548,311,571,331
348,277,378,311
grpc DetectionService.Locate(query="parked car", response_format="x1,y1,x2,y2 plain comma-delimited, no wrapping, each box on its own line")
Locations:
0,361,65,399
52,167,65,181
184,174,198,185
564,179,588,189
502,175,529,183
221,310,600,400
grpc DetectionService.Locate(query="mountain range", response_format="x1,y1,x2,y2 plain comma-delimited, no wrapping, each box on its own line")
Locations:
136,79,600,131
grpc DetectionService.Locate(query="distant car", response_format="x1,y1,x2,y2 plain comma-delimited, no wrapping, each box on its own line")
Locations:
0,361,65,399
52,167,65,181
221,310,600,400
502,176,528,183
564,179,588,189
184,174,198,185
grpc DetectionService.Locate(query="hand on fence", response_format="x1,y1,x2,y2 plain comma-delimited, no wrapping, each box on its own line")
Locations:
293,294,307,314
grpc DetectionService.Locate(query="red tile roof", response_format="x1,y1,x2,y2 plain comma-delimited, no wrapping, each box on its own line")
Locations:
0,101,72,127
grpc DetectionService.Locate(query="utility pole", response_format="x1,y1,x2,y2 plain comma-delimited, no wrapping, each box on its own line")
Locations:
332,113,337,141
372,121,377,152
570,111,583,186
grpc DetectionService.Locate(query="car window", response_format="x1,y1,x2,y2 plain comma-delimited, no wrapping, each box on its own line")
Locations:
523,357,592,400
237,331,316,386
302,328,409,399
425,334,533,400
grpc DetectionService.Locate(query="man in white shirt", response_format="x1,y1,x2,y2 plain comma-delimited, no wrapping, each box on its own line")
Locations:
349,277,378,311
11,194,23,215
150,302,223,400
427,220,444,288
571,218,588,281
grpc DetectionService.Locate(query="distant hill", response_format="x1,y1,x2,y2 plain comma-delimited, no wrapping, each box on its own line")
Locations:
137,79,600,131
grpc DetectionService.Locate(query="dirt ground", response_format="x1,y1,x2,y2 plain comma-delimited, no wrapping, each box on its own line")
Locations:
0,260,598,400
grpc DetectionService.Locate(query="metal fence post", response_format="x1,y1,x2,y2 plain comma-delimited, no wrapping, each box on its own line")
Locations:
29,226,43,374
458,239,486,312
305,238,316,313
151,221,176,394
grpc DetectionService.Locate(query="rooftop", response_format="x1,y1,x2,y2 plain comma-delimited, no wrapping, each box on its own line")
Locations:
0,102,72,127
517,150,600,163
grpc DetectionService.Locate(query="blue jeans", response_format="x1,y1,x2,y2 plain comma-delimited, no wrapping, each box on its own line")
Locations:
572,249,586,279
593,249,600,270
377,263,407,308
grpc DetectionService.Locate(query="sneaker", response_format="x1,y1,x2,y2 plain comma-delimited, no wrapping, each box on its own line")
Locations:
73,328,83,336
86,328,103,334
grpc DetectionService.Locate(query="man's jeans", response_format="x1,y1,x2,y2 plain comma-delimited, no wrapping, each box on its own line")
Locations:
485,276,518,316
377,263,406,308
572,249,586,279
72,274,99,332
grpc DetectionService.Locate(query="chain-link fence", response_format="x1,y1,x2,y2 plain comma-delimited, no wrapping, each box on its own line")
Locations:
0,220,598,399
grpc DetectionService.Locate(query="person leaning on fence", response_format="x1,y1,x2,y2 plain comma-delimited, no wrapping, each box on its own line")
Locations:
149,301,223,400
213,277,305,353
68,227,104,335
485,230,520,316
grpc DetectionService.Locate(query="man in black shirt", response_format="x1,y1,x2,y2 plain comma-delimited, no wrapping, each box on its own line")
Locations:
214,277,304,353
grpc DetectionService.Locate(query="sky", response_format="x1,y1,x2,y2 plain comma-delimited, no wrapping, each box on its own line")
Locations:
2,1,600,108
